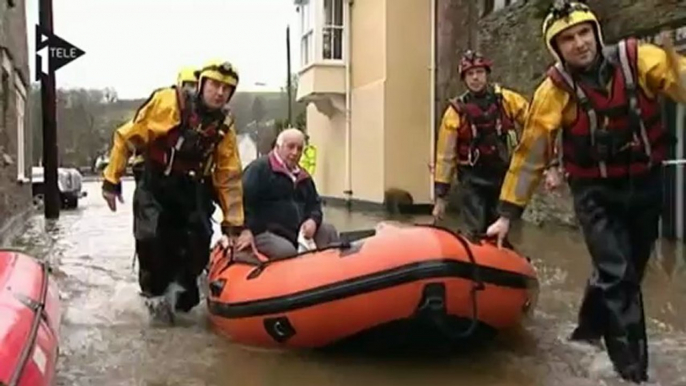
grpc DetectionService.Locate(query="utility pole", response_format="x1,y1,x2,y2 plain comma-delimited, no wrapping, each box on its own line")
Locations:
286,25,293,128
39,0,60,219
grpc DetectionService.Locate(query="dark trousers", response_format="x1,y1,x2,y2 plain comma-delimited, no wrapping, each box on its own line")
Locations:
133,165,214,312
456,167,508,240
459,180,501,237
569,168,663,382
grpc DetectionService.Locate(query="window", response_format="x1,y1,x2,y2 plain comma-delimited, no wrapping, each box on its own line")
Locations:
15,84,26,181
322,0,343,61
299,0,314,67
297,0,346,67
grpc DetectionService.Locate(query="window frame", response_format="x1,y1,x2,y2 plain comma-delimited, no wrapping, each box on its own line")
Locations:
15,77,27,182
321,0,344,62
299,0,315,67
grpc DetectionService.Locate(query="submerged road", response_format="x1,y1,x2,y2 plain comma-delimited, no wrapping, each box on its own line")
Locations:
8,179,686,386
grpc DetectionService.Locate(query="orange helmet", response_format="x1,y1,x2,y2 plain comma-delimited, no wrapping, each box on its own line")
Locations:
458,50,493,78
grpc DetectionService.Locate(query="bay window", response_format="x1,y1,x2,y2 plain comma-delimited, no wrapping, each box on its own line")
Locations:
297,0,346,68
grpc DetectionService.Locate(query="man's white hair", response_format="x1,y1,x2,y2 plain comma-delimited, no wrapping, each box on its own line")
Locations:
275,128,305,147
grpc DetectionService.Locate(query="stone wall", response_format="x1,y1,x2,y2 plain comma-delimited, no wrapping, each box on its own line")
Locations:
436,0,686,227
0,0,33,240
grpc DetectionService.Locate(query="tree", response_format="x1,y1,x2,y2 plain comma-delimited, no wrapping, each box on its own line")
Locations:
281,73,307,129
29,86,132,169
295,109,306,131
251,96,266,124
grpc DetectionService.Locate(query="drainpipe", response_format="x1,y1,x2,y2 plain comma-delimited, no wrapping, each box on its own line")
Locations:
343,0,353,209
429,0,436,202
675,105,684,240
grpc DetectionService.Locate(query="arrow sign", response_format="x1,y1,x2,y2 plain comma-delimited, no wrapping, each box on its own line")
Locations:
34,24,85,80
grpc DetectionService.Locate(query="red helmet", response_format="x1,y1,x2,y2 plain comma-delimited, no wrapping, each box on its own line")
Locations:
458,50,492,78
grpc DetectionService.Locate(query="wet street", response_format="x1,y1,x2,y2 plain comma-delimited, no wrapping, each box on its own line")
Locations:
7,179,686,386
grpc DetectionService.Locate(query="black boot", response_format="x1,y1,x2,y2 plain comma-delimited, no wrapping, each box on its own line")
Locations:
605,335,648,383
569,280,605,347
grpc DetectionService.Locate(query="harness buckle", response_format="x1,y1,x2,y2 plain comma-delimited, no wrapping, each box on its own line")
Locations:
468,148,480,166
164,148,176,176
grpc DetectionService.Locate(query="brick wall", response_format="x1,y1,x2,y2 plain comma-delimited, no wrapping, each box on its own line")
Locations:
0,0,32,240
436,0,686,226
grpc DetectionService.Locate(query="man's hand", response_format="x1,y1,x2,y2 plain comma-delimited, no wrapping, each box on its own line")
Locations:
432,197,447,221
219,229,254,251
300,219,317,239
234,229,253,251
544,167,563,192
485,217,510,249
102,190,124,212
219,235,231,249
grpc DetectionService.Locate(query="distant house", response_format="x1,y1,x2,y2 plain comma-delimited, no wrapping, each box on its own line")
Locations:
0,0,32,240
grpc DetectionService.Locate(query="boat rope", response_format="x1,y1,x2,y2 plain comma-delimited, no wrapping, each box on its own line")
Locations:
419,224,486,340
452,230,486,338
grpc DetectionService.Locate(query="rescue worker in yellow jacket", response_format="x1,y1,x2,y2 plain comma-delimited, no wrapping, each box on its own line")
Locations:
299,134,317,175
130,66,199,184
485,1,686,382
101,60,253,322
432,50,529,238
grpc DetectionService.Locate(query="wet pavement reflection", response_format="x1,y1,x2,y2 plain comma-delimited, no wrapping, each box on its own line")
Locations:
7,179,686,386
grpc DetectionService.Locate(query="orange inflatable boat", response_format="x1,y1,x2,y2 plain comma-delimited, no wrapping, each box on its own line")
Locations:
206,224,538,349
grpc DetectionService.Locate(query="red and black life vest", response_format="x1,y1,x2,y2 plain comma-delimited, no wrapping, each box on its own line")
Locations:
548,38,670,179
147,88,229,177
449,87,516,168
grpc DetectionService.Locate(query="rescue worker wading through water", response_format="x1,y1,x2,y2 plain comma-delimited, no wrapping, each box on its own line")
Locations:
486,1,686,382
101,60,253,321
432,51,529,238
130,66,199,184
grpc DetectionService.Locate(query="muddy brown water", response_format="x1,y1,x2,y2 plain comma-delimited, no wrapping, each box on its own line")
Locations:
7,179,686,386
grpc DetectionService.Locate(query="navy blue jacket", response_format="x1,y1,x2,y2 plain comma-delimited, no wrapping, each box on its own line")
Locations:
242,151,323,246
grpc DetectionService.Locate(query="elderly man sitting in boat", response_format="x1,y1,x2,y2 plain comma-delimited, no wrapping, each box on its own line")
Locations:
241,128,340,259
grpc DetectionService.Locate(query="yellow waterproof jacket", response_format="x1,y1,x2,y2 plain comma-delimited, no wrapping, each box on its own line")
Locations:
109,121,145,168
102,87,245,229
498,43,686,218
300,144,317,175
433,84,530,195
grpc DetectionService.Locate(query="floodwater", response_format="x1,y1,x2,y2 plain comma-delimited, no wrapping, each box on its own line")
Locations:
7,179,686,386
